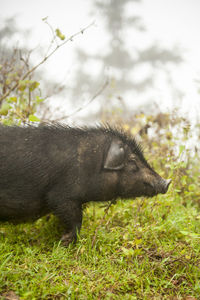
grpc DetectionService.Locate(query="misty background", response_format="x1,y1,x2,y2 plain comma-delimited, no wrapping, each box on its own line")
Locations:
0,0,200,125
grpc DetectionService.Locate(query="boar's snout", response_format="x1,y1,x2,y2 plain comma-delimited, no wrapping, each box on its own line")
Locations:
157,178,171,194
143,177,171,196
164,178,172,193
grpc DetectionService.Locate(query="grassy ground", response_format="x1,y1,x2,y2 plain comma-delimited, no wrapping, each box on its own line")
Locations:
0,183,200,299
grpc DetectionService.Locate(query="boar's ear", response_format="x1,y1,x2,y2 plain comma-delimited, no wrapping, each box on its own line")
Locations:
104,141,125,170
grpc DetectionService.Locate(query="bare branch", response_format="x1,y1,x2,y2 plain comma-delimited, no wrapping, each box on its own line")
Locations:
0,22,94,103
19,50,32,111
43,18,59,56
55,79,109,121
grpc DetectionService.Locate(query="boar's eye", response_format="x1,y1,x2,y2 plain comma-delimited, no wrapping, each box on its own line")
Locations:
130,160,138,172
104,141,125,170
128,155,139,172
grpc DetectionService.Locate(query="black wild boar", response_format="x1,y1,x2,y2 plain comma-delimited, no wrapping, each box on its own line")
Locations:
0,124,171,246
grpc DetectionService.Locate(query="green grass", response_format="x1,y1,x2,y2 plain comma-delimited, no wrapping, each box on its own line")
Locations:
0,188,200,299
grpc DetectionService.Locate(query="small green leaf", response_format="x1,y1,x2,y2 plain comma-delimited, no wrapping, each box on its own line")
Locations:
134,239,142,246
29,81,40,91
28,115,40,122
10,97,17,103
55,28,65,40
18,80,27,91
36,96,45,103
180,231,200,239
5,78,11,85
42,16,48,22
188,184,196,191
179,145,185,155
121,247,134,257
0,102,11,115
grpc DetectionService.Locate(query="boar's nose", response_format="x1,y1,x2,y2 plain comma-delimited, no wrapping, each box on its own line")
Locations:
161,178,171,194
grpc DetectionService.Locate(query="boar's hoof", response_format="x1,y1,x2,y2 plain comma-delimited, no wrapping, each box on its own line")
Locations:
61,232,75,247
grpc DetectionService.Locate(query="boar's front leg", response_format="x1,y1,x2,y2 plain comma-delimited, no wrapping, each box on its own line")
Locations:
59,203,82,247
47,188,82,247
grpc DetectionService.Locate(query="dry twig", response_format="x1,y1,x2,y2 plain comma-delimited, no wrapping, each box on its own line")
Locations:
0,22,94,103
55,79,109,121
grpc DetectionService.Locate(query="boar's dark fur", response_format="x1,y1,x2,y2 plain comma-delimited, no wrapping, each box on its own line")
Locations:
0,123,171,246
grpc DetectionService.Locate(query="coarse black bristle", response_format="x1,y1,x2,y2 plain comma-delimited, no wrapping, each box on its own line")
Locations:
44,122,148,167
1,122,150,167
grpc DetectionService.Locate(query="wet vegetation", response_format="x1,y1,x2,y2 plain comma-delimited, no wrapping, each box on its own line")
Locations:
0,110,200,299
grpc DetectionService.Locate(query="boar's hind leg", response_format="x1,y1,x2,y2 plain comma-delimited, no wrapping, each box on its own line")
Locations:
47,190,82,247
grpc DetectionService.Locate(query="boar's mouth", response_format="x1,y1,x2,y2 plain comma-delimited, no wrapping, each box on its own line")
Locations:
143,182,157,196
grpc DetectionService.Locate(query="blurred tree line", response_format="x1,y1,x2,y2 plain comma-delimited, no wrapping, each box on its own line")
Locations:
71,0,183,122
0,0,183,124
